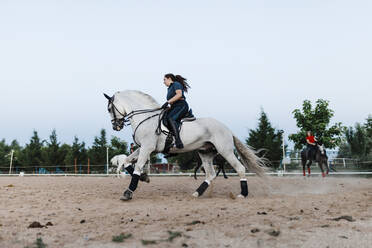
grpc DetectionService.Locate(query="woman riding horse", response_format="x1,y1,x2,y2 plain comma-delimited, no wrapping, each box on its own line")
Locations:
161,73,191,149
306,131,317,160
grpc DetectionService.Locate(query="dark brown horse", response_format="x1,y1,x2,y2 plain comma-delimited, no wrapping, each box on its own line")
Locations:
301,142,329,177
194,154,228,180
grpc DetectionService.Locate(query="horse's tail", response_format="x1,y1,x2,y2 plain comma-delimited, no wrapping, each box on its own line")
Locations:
233,136,267,177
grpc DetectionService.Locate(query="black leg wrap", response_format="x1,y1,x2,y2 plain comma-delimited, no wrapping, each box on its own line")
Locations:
196,181,209,196
129,174,140,192
240,180,248,197
125,165,134,176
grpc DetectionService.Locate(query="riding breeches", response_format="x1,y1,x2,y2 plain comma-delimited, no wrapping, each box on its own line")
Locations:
165,100,189,129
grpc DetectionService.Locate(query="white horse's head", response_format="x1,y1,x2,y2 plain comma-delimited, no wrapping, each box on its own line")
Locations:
104,93,127,131
104,90,160,132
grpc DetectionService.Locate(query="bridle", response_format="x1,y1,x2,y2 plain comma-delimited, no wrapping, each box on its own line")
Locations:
106,95,167,146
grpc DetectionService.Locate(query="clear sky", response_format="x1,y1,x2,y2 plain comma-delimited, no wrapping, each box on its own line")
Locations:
0,0,371,147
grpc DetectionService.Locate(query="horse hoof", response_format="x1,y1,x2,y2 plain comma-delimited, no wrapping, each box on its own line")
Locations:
139,173,150,183
120,189,133,201
192,192,199,198
237,194,246,199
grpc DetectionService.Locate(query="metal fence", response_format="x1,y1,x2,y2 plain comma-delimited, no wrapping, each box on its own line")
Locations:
1,160,372,177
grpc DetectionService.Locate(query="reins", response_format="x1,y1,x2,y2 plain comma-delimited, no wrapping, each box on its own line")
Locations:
110,101,168,147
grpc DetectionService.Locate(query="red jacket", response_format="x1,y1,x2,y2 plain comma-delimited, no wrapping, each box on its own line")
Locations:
306,136,315,143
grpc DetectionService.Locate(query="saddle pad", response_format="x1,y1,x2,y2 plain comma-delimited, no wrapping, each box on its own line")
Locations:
161,118,196,133
181,117,196,123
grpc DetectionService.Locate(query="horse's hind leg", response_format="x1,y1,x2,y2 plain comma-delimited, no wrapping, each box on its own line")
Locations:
216,150,248,198
192,152,216,197
216,165,221,177
301,159,306,177
221,164,228,179
194,160,202,180
319,161,327,178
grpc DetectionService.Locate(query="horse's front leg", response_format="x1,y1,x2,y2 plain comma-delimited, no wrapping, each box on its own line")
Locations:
215,165,221,177
193,153,216,197
120,148,152,201
307,160,312,176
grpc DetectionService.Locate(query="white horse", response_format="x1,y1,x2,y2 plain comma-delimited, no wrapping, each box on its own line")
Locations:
110,153,151,181
110,154,128,177
104,90,266,201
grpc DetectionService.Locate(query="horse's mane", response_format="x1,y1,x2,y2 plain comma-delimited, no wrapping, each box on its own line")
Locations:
119,90,160,108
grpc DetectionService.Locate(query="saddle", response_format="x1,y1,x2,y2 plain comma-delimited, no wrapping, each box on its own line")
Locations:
161,108,196,130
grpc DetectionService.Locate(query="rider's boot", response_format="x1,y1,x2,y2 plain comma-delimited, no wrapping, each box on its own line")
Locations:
168,119,184,149
303,168,306,177
307,167,311,176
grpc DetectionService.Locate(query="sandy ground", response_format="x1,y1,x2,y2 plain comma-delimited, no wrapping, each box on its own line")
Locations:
0,175,372,248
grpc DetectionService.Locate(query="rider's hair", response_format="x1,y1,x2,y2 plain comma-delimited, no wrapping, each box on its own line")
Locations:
164,73,191,93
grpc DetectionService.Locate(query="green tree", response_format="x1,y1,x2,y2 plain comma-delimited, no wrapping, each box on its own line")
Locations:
0,139,23,173
89,129,108,170
166,151,199,171
65,136,87,167
18,131,44,172
345,123,367,158
0,139,12,174
9,140,22,169
289,99,343,150
109,136,129,157
42,129,67,170
336,142,352,158
246,110,284,168
0,139,11,166
365,115,372,156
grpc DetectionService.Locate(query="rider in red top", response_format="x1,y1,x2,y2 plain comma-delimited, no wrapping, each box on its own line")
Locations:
306,131,317,160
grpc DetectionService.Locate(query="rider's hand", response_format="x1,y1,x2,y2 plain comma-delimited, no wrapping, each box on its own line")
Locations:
161,102,169,109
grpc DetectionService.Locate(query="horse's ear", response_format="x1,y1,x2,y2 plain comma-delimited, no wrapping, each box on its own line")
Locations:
103,93,111,101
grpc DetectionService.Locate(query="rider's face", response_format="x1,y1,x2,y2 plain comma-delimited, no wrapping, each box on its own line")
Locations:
163,77,172,87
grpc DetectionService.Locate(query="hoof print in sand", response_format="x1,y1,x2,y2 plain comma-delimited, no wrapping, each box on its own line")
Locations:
265,229,280,237
331,216,355,222
28,222,44,228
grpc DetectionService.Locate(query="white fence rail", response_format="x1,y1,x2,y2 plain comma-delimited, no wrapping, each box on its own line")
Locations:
1,172,372,177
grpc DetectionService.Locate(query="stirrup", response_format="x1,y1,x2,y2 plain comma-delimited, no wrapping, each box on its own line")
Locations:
163,133,174,153
175,140,184,149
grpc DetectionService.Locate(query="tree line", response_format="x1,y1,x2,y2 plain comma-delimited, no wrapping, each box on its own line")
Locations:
338,117,372,160
1,99,371,172
0,129,130,173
